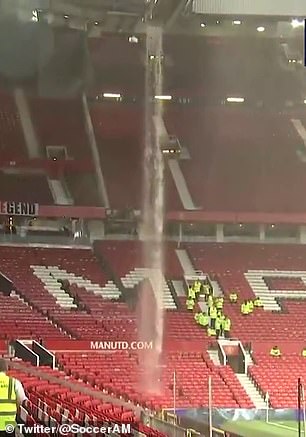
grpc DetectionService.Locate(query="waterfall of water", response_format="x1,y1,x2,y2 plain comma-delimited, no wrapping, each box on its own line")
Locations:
137,25,165,394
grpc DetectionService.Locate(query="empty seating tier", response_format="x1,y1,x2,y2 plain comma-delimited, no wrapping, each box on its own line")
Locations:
0,293,65,340
95,240,183,279
165,107,306,212
9,365,166,436
30,97,89,159
0,172,53,203
0,90,27,160
57,351,253,409
265,277,306,291
91,103,182,210
249,352,306,408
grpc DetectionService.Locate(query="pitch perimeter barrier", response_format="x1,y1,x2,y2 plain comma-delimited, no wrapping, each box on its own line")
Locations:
174,407,301,436
142,411,207,437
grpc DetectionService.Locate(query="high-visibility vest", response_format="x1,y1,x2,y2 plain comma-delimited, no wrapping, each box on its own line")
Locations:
203,285,210,295
201,315,209,326
207,295,213,307
254,298,263,307
241,303,248,314
209,307,217,319
224,318,231,331
199,314,208,326
194,313,201,322
208,328,216,336
188,287,196,299
0,373,17,431
194,281,201,293
216,299,223,310
186,299,194,310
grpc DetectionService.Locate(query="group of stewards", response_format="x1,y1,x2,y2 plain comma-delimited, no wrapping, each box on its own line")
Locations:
186,279,232,338
240,297,264,315
185,279,209,310
270,346,306,358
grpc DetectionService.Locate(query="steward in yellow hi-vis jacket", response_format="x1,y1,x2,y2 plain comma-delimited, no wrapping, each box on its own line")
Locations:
0,359,27,434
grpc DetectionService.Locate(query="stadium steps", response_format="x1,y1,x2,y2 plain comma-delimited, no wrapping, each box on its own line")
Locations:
14,88,40,158
121,267,176,309
82,94,110,208
47,266,120,300
245,270,306,311
244,350,255,367
31,266,76,310
168,159,197,210
47,178,74,205
175,249,196,275
171,279,186,297
210,279,223,298
31,265,120,303
208,350,221,366
244,271,281,311
291,119,306,149
236,374,267,409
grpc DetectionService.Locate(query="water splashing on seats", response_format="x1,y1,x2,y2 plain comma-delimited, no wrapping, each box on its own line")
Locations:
137,26,165,395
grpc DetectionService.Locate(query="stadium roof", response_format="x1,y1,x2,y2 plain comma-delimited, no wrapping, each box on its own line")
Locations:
44,0,192,33
1,0,303,39
44,0,304,40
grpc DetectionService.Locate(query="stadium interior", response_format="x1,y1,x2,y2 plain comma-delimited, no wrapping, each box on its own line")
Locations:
0,0,306,436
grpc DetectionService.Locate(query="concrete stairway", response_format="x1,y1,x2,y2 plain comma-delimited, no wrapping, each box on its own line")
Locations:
244,271,281,311
121,267,176,309
236,374,267,409
245,269,306,311
31,266,76,309
244,350,255,367
175,249,196,275
210,279,223,298
208,350,221,366
14,87,40,158
291,119,306,147
171,279,186,297
48,178,74,205
31,265,120,304
168,159,197,210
